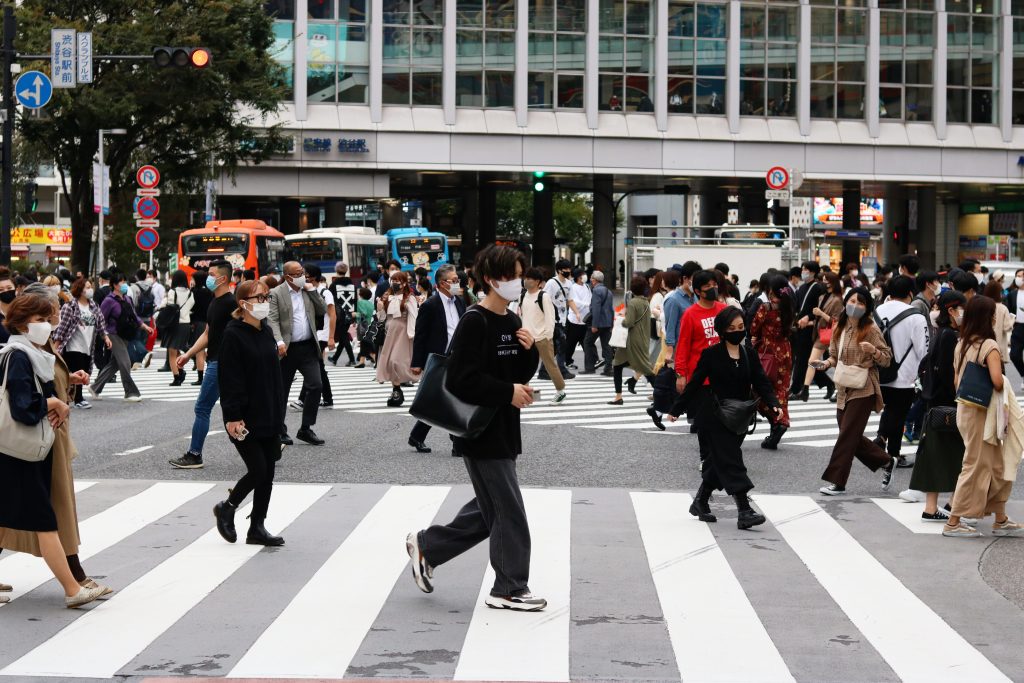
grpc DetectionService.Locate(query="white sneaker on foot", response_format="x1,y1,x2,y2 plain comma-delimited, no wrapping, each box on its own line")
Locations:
65,584,106,608
405,532,433,593
548,391,567,406
485,591,547,611
87,385,101,400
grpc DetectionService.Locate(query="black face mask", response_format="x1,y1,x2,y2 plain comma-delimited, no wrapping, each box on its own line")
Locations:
703,287,718,301
390,283,402,293
723,330,746,345
0,290,15,305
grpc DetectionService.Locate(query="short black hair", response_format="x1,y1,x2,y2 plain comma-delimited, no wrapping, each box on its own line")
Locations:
474,243,527,294
524,267,545,282
209,259,233,279
629,275,647,297
959,259,979,272
170,269,189,289
692,269,717,291
358,286,372,300
898,254,920,275
680,261,702,279
887,275,914,300
109,271,126,285
951,270,978,293
304,263,323,280
555,259,572,272
242,269,256,281
386,259,402,270
789,266,802,278
99,269,112,280
714,262,729,275
802,261,821,275
936,290,967,328
916,270,939,291
136,269,147,280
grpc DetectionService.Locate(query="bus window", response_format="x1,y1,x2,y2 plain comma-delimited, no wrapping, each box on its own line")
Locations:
346,243,388,280
257,236,286,274
182,233,249,271
395,236,445,270
285,237,342,264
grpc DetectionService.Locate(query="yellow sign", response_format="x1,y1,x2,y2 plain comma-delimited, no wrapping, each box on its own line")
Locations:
12,226,73,245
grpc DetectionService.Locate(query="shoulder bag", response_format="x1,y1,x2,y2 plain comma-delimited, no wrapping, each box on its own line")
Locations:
833,327,869,390
408,309,499,439
712,347,760,436
956,342,995,408
155,290,191,332
0,354,55,462
609,317,629,348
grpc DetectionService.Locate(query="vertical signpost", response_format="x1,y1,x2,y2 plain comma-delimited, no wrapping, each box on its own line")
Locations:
135,165,161,269
77,32,93,84
50,29,76,88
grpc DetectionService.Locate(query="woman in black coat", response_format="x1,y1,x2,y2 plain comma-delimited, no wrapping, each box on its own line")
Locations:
212,279,287,547
668,306,781,529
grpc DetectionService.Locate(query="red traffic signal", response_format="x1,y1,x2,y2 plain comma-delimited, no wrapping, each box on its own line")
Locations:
153,47,212,69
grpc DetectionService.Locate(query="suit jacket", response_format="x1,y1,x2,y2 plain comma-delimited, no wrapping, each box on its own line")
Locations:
795,281,824,320
591,283,614,328
268,281,327,347
412,292,466,368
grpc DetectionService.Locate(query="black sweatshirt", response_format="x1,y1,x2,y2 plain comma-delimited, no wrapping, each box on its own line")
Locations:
669,342,779,419
217,318,284,437
445,305,539,459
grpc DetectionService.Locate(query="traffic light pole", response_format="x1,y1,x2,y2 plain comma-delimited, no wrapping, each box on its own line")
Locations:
1,5,15,267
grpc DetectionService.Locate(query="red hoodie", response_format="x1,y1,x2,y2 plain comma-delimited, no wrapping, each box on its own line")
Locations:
674,301,726,381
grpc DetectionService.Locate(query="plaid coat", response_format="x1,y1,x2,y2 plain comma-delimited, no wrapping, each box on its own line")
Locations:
53,298,107,364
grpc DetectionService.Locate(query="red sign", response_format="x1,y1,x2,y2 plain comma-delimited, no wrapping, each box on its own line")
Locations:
766,166,790,190
136,196,160,220
136,165,160,189
136,227,159,252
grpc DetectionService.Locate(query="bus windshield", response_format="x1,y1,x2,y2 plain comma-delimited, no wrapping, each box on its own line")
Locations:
395,236,446,269
286,237,342,263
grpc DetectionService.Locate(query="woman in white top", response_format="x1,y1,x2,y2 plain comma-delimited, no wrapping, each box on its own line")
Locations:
159,270,196,387
983,279,1014,363
53,277,111,409
648,271,668,367
564,268,592,368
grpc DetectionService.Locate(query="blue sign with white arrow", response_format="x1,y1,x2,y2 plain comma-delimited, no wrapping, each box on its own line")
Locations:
15,71,53,109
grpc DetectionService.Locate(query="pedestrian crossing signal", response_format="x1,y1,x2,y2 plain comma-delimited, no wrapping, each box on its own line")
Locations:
533,171,546,192
153,47,212,69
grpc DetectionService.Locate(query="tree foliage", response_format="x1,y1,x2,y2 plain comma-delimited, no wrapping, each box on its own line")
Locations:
495,191,595,258
16,0,290,273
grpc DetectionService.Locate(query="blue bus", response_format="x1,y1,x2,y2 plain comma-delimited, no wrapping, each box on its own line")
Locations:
385,227,449,274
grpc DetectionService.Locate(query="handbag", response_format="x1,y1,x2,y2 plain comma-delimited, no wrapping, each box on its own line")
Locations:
818,323,833,346
713,396,760,436
408,311,499,439
609,317,629,348
155,290,191,332
361,317,385,349
0,355,55,462
956,343,994,408
833,328,868,389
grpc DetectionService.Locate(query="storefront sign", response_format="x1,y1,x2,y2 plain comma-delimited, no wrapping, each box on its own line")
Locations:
302,137,370,154
12,226,72,245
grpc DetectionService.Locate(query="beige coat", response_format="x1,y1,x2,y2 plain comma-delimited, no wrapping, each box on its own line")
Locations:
0,343,81,556
995,302,1014,363
827,320,892,411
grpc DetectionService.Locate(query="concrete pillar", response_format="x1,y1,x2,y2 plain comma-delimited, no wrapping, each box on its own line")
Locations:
841,183,862,268
382,203,404,230
325,200,346,227
917,187,937,271
533,189,554,268
882,192,906,265
279,198,301,234
740,192,768,224
593,175,614,289
701,190,729,227
479,184,497,246
460,186,480,266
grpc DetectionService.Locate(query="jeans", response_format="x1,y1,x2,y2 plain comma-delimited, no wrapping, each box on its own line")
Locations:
188,360,219,456
419,456,531,597
583,326,613,372
904,395,926,439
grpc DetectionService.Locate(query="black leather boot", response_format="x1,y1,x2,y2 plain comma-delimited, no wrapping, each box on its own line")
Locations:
213,500,237,543
689,483,717,523
246,518,285,546
734,494,766,530
760,423,788,450
386,386,404,407
795,385,809,402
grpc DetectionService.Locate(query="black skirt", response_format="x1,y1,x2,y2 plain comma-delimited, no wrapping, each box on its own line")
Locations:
0,450,57,532
909,407,965,493
163,322,191,351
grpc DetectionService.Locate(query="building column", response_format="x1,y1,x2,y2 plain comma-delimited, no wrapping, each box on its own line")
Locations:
280,198,301,234
917,186,937,270
740,191,768,224
586,0,599,129
726,0,740,133
369,0,384,123
654,0,668,131
841,183,861,268
533,189,554,267
593,174,614,289
881,191,906,264
382,203,404,230
479,184,497,246
797,1,811,136
933,5,947,140
325,199,346,227
461,184,480,266
1000,3,1013,142
515,0,528,127
443,0,456,124
295,0,308,121
701,190,729,227
866,4,880,138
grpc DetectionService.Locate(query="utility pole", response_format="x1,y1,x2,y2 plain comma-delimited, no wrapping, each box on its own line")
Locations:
1,5,15,266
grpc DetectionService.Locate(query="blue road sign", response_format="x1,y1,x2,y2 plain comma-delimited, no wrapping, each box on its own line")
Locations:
15,71,53,109
136,227,159,252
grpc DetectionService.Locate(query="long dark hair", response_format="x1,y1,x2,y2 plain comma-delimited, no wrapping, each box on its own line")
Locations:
935,290,966,330
767,274,794,335
958,295,997,366
836,287,875,341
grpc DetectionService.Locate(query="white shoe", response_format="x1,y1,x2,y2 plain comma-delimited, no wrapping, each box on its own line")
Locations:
86,385,101,400
548,391,567,406
899,489,925,503
123,395,142,402
131,362,142,371
65,584,106,608
485,592,547,611
405,532,433,593
289,399,304,411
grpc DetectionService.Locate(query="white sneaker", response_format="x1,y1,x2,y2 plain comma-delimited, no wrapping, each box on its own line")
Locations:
289,399,304,412
899,489,926,503
86,385,101,400
485,592,547,612
65,584,106,608
131,362,142,371
405,532,433,593
548,391,567,406
123,395,142,402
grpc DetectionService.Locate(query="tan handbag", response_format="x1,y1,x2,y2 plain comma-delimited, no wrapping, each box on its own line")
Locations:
0,355,55,462
833,328,869,390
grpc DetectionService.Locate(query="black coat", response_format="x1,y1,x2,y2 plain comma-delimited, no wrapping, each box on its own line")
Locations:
217,319,285,438
668,342,779,420
794,281,824,320
411,292,466,368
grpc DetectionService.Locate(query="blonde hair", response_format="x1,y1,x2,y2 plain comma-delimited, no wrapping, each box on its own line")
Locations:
42,274,70,304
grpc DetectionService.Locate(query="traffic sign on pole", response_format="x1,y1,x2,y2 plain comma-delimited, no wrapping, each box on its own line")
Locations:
136,188,161,197
77,32,93,84
766,166,790,191
15,71,52,109
136,165,160,189
135,196,160,220
765,189,791,200
136,227,159,252
50,29,76,88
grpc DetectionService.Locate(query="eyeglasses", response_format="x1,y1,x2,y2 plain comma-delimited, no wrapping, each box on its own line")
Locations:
244,294,269,303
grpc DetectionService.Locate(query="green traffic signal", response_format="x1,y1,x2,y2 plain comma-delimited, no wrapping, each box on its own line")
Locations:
533,171,545,178
534,181,545,192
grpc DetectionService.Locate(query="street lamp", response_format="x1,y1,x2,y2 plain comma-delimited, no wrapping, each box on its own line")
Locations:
96,128,127,272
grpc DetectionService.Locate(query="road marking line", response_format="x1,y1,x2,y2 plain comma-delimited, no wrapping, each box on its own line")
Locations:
73,481,96,493
870,497,945,535
112,445,154,456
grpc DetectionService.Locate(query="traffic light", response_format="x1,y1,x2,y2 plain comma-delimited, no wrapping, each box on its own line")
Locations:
153,47,212,69
532,171,545,192
23,182,37,213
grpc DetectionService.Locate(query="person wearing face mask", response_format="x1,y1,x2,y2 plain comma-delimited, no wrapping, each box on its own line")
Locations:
169,260,236,470
0,294,108,608
88,273,148,402
608,276,657,406
790,261,828,399
52,278,110,409
375,259,405,300
564,268,592,370
212,279,287,547
0,266,16,344
811,288,897,495
407,265,468,452
187,270,214,387
750,275,795,449
375,270,419,408
982,278,1014,367
157,269,196,388
405,244,546,612
666,307,781,529
539,259,577,381
42,275,70,306
520,267,567,404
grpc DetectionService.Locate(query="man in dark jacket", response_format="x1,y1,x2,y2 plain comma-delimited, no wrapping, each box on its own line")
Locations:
582,271,614,375
790,261,829,398
408,264,466,453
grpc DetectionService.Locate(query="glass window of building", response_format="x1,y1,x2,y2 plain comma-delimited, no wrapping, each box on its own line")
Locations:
456,0,516,108
384,0,444,106
266,5,296,100
739,1,797,117
265,0,296,20
597,0,654,112
1013,3,1024,124
667,0,726,115
878,1,934,121
810,0,867,119
304,0,369,104
946,0,998,125
528,0,585,109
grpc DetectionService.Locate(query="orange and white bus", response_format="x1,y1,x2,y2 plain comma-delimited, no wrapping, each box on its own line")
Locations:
178,219,286,279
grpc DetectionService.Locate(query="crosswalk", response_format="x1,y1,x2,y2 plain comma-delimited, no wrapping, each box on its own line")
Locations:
0,480,1018,682
108,363,1024,452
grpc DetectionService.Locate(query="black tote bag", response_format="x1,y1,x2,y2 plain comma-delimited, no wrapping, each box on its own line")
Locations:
409,353,498,439
955,343,994,409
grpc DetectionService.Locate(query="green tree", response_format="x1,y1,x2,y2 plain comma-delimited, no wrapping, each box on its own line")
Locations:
16,0,289,273
494,191,595,258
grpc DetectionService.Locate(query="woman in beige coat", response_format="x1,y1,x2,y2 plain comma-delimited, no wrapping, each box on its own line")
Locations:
375,270,419,407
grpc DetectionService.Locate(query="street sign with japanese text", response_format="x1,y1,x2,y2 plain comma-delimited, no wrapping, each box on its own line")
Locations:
77,32,93,84
50,29,76,89
92,163,110,215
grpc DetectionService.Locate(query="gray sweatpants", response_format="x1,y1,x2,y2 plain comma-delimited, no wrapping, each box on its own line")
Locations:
90,334,140,398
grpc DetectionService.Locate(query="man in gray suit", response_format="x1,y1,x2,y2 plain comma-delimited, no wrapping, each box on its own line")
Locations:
582,270,614,376
269,261,328,446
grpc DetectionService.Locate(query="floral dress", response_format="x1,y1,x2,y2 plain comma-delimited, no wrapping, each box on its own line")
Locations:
751,303,792,427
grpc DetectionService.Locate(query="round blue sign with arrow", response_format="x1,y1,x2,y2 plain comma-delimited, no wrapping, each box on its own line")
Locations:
136,227,159,252
15,71,52,110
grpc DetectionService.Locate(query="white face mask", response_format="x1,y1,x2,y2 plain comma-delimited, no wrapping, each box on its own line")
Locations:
1016,277,1024,289
975,272,985,284
490,278,523,302
48,285,60,294
26,321,52,345
247,301,270,320
289,274,306,289
931,282,941,297
84,288,94,300
850,270,859,278
449,283,462,297
582,274,589,283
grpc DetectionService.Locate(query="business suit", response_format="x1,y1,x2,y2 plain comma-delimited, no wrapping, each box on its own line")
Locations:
268,281,328,436
410,292,466,446
583,282,614,374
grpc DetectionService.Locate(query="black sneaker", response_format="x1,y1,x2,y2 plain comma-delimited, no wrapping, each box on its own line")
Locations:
819,484,846,496
405,532,433,593
882,457,896,490
169,452,203,469
485,591,547,612
922,508,951,522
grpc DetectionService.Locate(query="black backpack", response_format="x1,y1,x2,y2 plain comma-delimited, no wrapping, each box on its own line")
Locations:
135,286,156,319
518,288,545,314
873,307,926,385
115,298,141,339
